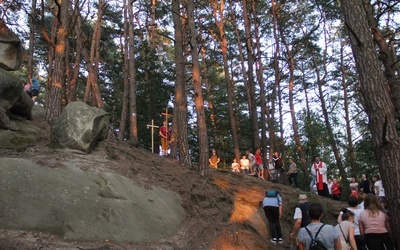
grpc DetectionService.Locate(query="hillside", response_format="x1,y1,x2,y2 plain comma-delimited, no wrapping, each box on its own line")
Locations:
0,113,346,250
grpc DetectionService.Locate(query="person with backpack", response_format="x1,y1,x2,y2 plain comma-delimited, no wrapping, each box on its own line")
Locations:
297,203,341,250
290,194,311,240
262,189,283,244
30,73,41,102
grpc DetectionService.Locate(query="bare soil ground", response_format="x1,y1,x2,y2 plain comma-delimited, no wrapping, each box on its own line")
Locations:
0,118,345,250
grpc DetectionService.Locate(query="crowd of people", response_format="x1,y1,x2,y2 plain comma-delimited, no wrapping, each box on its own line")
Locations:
262,191,393,249
214,149,392,249
217,149,291,184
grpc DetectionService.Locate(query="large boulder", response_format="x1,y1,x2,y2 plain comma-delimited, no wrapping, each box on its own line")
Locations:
0,158,185,243
0,105,45,151
0,68,31,129
51,101,109,153
0,20,31,129
0,19,26,71
10,90,34,120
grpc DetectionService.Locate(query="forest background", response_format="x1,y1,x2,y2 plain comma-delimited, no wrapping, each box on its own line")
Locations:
1,0,400,247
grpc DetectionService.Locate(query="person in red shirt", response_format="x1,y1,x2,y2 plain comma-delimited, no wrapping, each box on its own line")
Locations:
331,178,341,200
159,121,170,156
255,148,264,179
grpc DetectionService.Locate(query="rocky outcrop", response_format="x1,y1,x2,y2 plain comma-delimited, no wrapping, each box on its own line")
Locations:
0,105,45,150
0,20,26,71
0,19,31,129
0,158,185,243
51,101,109,153
0,68,33,129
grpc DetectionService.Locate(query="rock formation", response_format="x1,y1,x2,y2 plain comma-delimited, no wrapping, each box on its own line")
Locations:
51,101,109,153
0,19,31,129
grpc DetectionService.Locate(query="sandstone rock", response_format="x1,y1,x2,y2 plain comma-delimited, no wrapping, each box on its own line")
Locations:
0,19,26,71
0,116,42,150
51,101,109,153
0,68,23,110
0,158,185,243
0,68,27,129
31,104,46,120
10,91,34,120
0,20,31,129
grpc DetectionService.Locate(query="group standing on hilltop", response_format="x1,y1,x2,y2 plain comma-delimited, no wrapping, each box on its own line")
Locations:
153,138,392,249
205,148,393,249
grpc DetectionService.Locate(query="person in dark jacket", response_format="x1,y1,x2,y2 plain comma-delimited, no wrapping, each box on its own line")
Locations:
360,173,371,194
289,194,311,239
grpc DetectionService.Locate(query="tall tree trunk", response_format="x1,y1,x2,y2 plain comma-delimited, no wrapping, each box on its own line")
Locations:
363,1,400,120
128,0,138,146
118,0,130,141
149,0,156,48
212,0,240,162
84,0,105,108
277,79,286,185
316,19,346,178
252,0,268,159
269,0,280,156
187,0,209,176
313,57,346,179
201,47,218,145
171,0,191,166
280,35,307,174
68,0,82,103
230,2,249,152
46,0,69,123
340,1,400,248
241,0,260,150
27,0,37,79
301,62,316,165
230,2,249,104
44,16,56,111
340,42,357,173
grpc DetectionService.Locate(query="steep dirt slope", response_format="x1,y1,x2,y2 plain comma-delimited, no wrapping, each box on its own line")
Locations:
0,117,346,250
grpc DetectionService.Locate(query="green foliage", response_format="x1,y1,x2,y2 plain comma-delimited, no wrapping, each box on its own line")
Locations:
1,0,392,182
135,42,175,148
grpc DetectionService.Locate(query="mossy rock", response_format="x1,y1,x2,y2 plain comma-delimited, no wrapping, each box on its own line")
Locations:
0,120,41,150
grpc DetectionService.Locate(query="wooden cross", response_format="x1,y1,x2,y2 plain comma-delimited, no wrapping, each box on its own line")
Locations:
161,107,172,125
146,119,159,153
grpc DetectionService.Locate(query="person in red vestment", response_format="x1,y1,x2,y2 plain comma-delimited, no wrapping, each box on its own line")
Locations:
310,156,330,197
159,121,170,156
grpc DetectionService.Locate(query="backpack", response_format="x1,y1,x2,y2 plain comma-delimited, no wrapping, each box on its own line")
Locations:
304,224,327,250
266,190,279,198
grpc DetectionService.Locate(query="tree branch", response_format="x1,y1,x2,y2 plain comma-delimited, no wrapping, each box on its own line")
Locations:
40,0,55,47
344,21,363,47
